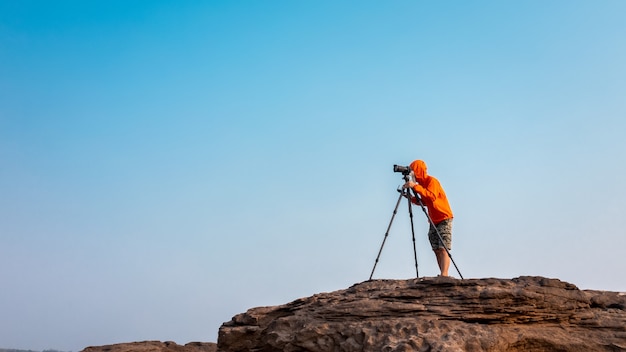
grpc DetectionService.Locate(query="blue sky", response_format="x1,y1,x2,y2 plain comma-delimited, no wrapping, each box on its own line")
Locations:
1,1,625,350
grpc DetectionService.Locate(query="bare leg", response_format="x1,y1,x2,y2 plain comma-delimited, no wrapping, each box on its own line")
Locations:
434,248,450,277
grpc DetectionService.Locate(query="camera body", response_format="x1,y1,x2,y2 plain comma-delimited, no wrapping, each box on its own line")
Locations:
393,164,411,175
394,164,416,183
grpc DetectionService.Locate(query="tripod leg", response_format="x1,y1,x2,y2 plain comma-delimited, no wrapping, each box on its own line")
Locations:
369,191,405,280
411,190,464,279
406,190,419,278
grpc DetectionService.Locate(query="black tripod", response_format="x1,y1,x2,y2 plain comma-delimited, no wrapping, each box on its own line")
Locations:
369,175,464,280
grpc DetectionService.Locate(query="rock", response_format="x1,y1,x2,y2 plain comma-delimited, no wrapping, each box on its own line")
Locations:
217,276,626,352
82,341,216,352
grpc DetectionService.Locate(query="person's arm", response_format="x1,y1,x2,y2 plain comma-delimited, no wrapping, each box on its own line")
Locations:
405,180,436,201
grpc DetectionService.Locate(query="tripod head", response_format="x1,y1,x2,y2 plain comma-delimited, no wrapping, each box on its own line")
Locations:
395,166,418,199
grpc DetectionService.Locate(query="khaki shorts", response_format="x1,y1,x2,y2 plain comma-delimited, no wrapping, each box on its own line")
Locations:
428,218,452,250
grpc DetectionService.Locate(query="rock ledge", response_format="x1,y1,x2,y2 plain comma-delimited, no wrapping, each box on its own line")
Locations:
82,341,216,352
218,276,626,352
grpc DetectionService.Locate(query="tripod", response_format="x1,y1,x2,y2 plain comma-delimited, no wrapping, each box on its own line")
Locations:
369,175,464,280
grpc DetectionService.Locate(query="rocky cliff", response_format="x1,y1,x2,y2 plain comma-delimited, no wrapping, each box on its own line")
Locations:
218,276,626,352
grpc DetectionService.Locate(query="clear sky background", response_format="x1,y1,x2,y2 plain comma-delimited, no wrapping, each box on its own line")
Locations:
1,1,625,350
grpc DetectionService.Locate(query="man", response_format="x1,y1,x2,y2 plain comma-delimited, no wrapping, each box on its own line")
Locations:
404,160,454,277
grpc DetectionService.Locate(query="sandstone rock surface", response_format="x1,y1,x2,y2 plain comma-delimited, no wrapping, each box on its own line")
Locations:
218,276,626,352
82,341,216,352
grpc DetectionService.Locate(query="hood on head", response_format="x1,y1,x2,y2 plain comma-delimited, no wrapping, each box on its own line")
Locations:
409,160,428,181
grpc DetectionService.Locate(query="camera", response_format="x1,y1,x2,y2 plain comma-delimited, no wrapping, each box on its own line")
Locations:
393,164,411,175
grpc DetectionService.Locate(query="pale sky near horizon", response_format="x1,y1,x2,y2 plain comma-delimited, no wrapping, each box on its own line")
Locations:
1,1,625,351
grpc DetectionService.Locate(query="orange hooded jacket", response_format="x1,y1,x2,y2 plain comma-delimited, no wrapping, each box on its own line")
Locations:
409,160,453,224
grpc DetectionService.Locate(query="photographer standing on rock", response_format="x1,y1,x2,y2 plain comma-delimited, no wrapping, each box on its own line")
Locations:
403,160,454,277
